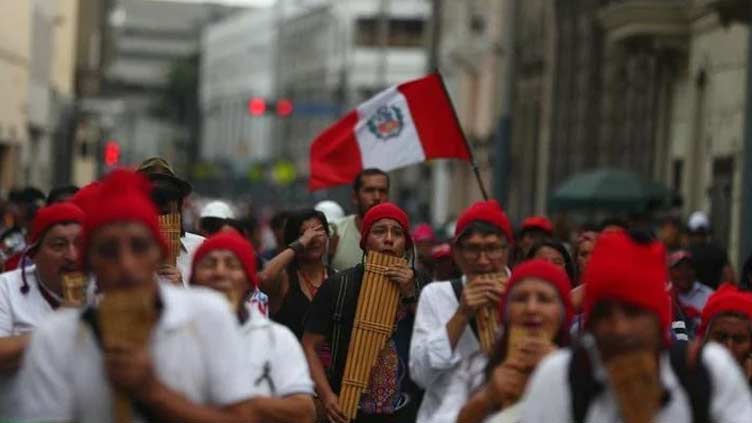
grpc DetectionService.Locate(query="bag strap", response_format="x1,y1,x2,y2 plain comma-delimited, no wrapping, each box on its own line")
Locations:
328,268,355,381
567,344,603,423
669,342,711,423
449,278,481,344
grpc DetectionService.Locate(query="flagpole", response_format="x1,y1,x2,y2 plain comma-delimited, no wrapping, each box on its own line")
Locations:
435,72,490,200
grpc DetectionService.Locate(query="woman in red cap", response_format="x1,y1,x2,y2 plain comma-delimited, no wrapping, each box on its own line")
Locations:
700,284,752,383
457,259,573,423
16,170,261,423
191,231,316,423
302,202,429,423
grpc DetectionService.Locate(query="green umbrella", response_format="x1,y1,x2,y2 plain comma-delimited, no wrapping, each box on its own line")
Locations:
549,168,678,212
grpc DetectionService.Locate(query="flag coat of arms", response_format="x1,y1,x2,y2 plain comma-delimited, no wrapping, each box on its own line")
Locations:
309,73,472,190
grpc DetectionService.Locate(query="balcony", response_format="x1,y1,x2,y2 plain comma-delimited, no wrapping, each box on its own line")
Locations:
598,1,691,44
698,0,751,24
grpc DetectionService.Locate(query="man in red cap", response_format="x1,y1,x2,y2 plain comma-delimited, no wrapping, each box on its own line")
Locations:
16,170,260,422
0,202,86,414
191,231,316,423
523,230,752,422
330,168,390,271
410,200,513,423
302,202,429,423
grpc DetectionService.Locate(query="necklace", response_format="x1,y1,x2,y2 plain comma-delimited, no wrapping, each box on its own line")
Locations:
298,267,324,298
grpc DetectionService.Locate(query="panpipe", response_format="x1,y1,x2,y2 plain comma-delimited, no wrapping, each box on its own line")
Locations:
476,272,509,356
338,252,408,421
97,287,158,423
158,210,181,267
61,272,88,306
604,351,661,423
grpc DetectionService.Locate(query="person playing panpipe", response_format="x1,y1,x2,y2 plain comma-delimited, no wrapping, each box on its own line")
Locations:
457,259,574,423
137,157,204,286
302,203,430,423
14,170,262,423
0,203,91,417
522,229,752,422
190,230,317,423
409,200,514,423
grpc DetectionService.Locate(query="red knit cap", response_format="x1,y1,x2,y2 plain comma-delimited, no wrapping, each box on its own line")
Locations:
500,259,574,335
80,170,168,264
28,203,85,246
699,284,752,336
582,230,670,333
191,230,259,288
359,202,412,250
70,181,102,213
455,200,514,244
521,216,554,235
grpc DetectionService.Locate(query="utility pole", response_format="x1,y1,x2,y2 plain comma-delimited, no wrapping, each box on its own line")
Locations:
493,0,518,204
738,26,752,267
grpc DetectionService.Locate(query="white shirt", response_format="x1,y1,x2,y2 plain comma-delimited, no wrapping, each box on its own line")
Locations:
677,281,714,313
178,232,205,286
240,304,314,399
0,266,94,414
0,266,57,337
14,283,255,423
331,215,362,271
522,343,752,423
410,278,488,423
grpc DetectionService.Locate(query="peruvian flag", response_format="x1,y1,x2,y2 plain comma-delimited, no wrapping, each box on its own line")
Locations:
309,73,471,190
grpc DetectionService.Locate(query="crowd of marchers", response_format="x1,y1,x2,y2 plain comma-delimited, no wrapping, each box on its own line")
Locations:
0,158,750,423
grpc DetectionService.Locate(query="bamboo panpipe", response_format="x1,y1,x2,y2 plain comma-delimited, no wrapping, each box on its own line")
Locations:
605,351,661,423
97,287,158,423
158,204,181,267
476,272,508,356
61,272,87,306
338,252,407,421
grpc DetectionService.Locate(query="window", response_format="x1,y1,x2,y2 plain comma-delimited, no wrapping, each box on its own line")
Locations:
355,18,425,48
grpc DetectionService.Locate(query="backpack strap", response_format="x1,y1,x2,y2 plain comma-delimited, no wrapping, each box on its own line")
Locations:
449,278,481,344
568,344,604,423
328,267,357,381
668,342,711,423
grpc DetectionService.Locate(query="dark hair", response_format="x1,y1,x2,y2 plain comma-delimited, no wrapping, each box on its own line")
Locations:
455,221,505,246
46,185,79,205
270,211,289,231
660,215,683,229
353,168,390,192
283,209,330,248
527,240,577,283
599,217,627,231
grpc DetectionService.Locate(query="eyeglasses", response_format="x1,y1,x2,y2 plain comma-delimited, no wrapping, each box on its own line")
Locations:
459,243,508,260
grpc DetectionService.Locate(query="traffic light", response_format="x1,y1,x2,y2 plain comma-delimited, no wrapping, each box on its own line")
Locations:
104,140,120,167
248,97,267,116
276,99,294,117
247,97,294,117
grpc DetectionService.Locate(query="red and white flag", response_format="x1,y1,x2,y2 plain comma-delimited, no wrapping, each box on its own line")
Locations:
309,73,471,191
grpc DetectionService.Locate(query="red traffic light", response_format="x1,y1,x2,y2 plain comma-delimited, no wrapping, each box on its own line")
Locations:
276,99,294,117
104,140,120,167
248,97,267,116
